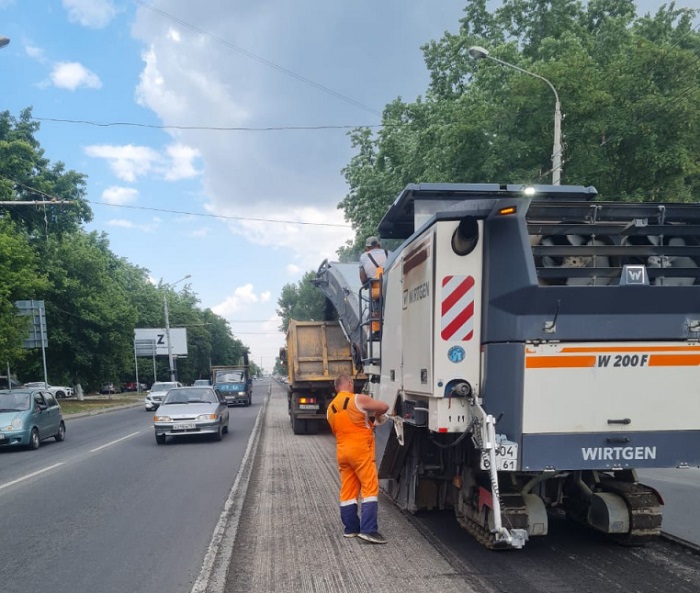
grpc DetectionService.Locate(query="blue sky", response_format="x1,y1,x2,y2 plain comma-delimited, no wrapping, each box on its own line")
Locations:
0,0,684,371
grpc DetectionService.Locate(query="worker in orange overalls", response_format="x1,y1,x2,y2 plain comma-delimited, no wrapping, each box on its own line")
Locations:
327,374,389,544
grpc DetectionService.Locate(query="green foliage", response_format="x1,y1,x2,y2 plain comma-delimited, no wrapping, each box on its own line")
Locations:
0,108,92,234
276,270,328,332
0,109,248,390
0,218,49,364
339,0,700,244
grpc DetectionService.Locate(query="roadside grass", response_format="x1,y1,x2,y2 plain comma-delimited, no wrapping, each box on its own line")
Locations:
59,394,143,415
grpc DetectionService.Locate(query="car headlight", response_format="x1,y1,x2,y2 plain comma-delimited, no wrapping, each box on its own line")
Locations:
11,418,23,429
154,415,171,422
197,414,217,421
238,391,246,395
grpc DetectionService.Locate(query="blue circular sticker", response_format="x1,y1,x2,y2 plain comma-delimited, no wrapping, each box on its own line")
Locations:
447,346,466,363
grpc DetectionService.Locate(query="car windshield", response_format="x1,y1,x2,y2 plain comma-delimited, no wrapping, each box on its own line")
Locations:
150,382,179,392
215,371,244,383
163,388,217,405
0,391,31,411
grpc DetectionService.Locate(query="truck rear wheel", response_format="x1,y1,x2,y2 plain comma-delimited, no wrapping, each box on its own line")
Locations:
292,414,306,435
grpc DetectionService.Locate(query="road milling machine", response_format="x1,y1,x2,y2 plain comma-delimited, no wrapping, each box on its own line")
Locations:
315,183,700,550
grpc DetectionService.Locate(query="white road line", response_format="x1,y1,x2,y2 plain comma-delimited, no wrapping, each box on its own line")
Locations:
89,431,141,453
0,462,64,491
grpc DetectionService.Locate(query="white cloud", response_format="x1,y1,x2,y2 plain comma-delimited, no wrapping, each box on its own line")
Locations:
63,0,116,29
85,143,199,182
107,219,136,228
85,144,159,182
212,284,267,317
260,291,271,303
163,143,200,181
102,186,138,205
107,218,159,233
286,264,301,275
25,45,46,62
50,61,102,90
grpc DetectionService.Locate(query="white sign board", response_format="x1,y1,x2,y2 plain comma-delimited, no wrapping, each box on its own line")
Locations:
134,328,188,356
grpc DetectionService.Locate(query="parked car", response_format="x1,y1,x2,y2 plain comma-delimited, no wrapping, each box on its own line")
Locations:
99,382,121,394
144,381,182,411
23,381,74,399
123,382,147,392
153,386,229,445
193,379,211,386
0,388,66,449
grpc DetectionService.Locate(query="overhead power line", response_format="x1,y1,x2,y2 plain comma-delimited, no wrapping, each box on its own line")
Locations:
132,0,381,116
34,117,386,132
1,176,352,228
86,200,351,228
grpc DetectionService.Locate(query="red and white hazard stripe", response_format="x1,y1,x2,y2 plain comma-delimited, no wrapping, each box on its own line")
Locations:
441,275,475,341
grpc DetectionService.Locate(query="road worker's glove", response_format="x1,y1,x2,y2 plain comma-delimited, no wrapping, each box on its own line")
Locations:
373,413,389,426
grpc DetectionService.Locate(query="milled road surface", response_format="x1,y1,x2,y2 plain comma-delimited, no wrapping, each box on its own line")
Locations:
223,382,477,593
223,382,700,593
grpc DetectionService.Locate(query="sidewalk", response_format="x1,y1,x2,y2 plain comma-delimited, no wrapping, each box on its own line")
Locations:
222,385,477,593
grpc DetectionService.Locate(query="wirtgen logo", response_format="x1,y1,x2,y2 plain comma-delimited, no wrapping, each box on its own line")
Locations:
582,446,656,461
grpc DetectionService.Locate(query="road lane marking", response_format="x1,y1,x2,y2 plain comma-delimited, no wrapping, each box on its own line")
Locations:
89,431,141,453
0,462,64,491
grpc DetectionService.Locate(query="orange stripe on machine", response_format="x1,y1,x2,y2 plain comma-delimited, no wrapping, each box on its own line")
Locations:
526,351,700,369
525,355,597,369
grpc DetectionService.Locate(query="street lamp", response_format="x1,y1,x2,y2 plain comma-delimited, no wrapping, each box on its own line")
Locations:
163,274,191,381
468,46,563,185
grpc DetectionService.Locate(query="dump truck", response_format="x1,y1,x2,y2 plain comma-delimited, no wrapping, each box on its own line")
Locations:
211,352,251,407
315,182,700,550
282,320,366,435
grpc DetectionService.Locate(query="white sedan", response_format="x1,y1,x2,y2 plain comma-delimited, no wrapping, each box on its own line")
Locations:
23,382,74,399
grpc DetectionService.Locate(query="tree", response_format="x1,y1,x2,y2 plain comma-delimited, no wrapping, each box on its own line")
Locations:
339,0,700,246
0,218,49,367
276,271,329,332
0,108,92,235
0,108,254,390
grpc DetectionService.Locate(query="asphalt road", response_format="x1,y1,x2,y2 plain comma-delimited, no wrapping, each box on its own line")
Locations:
0,385,263,593
638,467,700,547
223,381,700,593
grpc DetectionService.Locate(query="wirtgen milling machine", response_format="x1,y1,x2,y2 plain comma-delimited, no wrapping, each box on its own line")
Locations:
316,183,700,549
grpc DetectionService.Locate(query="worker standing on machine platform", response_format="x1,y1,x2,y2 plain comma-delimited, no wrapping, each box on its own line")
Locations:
359,236,388,285
327,374,389,544
359,236,389,336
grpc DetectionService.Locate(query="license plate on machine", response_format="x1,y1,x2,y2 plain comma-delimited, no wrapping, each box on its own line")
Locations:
480,442,518,471
174,423,196,430
299,404,318,410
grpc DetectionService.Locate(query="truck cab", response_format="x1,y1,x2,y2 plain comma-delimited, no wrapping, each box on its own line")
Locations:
212,368,251,407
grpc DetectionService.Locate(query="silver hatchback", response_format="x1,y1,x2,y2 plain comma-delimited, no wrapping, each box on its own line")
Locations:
153,386,229,445
144,381,182,411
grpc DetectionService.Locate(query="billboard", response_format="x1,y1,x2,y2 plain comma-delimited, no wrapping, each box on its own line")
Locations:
134,328,188,356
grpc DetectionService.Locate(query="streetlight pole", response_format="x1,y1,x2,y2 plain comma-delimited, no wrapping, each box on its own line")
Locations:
163,274,191,381
468,46,562,185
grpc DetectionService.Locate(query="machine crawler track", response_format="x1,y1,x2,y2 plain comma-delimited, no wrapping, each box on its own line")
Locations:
600,480,663,545
455,494,530,550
